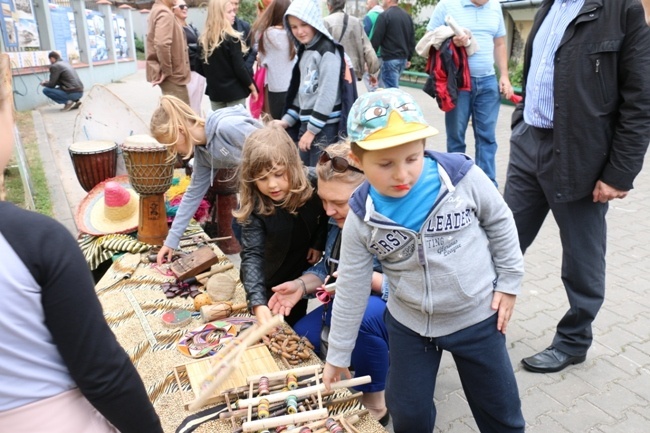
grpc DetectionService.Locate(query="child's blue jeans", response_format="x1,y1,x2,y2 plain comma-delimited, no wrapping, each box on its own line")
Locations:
385,310,525,433
298,123,340,167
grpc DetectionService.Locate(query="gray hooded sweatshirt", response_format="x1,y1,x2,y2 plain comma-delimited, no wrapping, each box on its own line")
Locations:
282,0,342,135
164,106,262,249
326,152,524,368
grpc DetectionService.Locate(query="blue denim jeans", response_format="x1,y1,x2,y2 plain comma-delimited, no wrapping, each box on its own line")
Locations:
385,311,525,433
445,75,501,185
298,122,340,166
380,58,407,89
293,295,389,393
42,87,83,105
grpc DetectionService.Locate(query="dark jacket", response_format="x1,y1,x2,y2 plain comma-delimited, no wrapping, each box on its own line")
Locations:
238,170,327,310
196,35,253,103
513,0,650,201
234,16,256,76
423,38,470,112
370,5,414,61
43,60,84,93
183,23,199,72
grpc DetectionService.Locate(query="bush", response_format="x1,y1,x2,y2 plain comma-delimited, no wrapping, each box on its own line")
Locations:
509,60,524,89
134,34,145,54
408,21,428,73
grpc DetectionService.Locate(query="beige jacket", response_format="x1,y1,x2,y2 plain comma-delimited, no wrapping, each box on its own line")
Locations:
146,0,190,85
324,11,379,79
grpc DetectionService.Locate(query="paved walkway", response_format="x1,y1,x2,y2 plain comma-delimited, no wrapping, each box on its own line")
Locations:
34,67,650,432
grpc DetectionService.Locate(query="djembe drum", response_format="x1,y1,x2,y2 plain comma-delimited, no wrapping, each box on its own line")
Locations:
121,135,174,245
68,140,117,192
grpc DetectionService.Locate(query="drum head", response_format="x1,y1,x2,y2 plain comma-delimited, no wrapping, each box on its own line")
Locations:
122,134,167,151
69,140,116,153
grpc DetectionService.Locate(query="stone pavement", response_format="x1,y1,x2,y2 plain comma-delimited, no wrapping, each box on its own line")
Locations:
33,67,650,432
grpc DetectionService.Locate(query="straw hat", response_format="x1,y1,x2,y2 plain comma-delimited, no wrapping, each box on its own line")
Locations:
76,175,139,236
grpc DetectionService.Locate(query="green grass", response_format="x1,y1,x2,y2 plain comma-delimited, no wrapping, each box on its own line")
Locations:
6,111,53,216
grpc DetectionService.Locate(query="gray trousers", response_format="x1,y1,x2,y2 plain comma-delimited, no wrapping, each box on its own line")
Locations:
504,122,608,356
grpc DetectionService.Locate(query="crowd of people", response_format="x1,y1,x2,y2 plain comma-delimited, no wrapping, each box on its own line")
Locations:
5,0,650,432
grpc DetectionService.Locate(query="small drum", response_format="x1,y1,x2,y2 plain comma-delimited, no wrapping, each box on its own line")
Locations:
121,135,175,196
121,135,175,246
68,140,117,192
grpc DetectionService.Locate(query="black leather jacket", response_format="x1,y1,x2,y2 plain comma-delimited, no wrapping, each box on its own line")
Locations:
239,170,327,310
513,0,650,201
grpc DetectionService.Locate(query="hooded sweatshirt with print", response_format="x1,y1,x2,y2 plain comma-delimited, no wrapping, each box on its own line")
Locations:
164,106,262,249
326,151,524,368
282,0,342,136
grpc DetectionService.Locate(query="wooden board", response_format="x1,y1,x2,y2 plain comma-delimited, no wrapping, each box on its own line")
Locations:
73,84,150,176
174,344,280,409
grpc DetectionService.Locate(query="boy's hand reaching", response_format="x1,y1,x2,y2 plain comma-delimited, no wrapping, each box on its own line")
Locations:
491,292,516,334
322,362,352,391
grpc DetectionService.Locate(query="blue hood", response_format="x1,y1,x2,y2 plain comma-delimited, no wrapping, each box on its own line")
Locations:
349,150,475,220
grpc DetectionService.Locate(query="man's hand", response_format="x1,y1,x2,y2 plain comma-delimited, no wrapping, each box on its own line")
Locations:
491,292,516,334
298,130,316,152
499,75,514,100
592,180,628,203
452,32,470,48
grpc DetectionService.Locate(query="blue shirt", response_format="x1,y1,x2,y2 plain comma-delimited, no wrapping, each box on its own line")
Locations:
524,0,585,128
427,0,506,77
370,156,440,232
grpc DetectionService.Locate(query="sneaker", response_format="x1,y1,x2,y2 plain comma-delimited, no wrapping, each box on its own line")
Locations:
62,101,75,111
72,100,82,110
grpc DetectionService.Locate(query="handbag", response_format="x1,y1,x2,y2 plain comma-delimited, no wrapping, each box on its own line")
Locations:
250,65,266,119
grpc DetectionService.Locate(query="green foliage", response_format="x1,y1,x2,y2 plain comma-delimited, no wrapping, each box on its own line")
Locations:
134,34,145,53
509,60,524,89
238,0,258,27
408,21,429,73
134,34,146,61
9,112,53,216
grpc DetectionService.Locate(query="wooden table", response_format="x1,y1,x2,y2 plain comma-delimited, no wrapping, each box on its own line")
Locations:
95,232,387,433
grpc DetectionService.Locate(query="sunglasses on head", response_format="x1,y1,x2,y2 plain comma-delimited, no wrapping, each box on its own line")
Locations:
318,151,364,174
175,4,188,9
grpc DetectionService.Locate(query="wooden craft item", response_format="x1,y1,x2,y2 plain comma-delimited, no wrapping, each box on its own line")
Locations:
170,246,220,281
173,344,280,409
207,273,237,302
187,315,284,411
200,302,247,323
161,309,192,328
239,365,371,433
183,262,234,286
238,376,371,408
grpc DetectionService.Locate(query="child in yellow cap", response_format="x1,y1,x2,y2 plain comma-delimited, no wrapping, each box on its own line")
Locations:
322,88,525,433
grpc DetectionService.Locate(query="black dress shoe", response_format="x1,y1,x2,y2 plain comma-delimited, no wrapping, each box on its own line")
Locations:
521,346,586,373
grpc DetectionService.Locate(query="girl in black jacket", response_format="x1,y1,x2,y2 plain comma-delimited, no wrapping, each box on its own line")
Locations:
233,124,327,326
196,0,258,110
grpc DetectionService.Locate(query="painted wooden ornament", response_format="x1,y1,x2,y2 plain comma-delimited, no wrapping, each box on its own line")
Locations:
193,293,213,311
206,273,237,302
161,309,192,328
